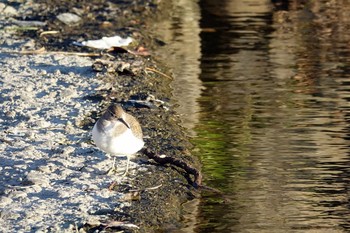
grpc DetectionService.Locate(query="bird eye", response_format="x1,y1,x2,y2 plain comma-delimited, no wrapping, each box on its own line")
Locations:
107,109,116,117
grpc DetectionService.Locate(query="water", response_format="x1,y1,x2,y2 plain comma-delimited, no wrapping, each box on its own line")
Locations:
154,0,350,232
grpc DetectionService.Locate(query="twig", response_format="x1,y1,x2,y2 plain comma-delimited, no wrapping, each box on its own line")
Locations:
8,47,100,57
5,26,39,31
40,30,60,36
108,181,118,190
23,51,100,57
142,148,202,188
128,184,163,192
140,151,230,201
145,67,172,79
145,184,163,191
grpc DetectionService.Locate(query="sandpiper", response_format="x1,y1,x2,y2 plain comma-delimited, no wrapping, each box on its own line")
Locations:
92,104,144,176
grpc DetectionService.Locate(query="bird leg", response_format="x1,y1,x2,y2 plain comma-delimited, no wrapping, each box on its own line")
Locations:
106,157,117,175
106,156,130,176
121,155,130,177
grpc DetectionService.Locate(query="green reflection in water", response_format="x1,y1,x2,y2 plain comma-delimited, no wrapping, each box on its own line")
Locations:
190,90,256,190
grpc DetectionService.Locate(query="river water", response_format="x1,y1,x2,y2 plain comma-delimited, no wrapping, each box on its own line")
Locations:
154,0,350,232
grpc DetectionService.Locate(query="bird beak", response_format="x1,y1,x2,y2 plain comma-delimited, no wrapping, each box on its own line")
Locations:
119,118,130,129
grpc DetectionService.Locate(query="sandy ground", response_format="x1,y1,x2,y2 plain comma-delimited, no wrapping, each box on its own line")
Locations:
0,10,144,233
0,43,142,232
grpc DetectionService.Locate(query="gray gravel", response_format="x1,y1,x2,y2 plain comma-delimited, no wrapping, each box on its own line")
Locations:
0,26,138,233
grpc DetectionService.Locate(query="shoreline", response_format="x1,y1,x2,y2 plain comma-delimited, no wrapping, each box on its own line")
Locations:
0,1,200,232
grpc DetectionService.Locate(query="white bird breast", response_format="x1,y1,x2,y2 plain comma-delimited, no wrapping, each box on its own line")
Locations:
92,121,144,156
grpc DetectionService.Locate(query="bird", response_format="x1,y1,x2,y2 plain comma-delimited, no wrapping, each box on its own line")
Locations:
92,104,144,176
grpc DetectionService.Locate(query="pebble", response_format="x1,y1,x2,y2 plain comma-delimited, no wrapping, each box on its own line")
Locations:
0,197,13,207
56,13,81,25
80,142,89,148
5,110,16,119
24,171,50,187
24,132,36,140
0,4,17,16
64,121,75,134
0,3,5,11
21,39,36,50
60,88,78,99
25,85,34,92
54,69,61,75
58,190,71,198
74,102,81,108
6,212,21,220
81,167,94,173
35,119,51,128
85,216,101,226
9,191,27,199
37,165,52,174
39,70,47,76
29,185,43,193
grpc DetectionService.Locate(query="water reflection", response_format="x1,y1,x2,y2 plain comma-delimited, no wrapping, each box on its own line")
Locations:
156,0,350,232
151,0,203,136
151,0,202,231
193,0,350,232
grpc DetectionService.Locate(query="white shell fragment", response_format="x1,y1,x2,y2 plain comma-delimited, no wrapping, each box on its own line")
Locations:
73,36,133,49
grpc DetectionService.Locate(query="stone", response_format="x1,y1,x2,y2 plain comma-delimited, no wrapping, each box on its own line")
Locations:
23,171,50,187
57,13,81,25
1,4,18,16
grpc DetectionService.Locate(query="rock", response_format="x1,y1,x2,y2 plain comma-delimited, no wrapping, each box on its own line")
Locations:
5,111,16,119
64,121,75,134
62,146,75,156
23,171,50,187
9,191,27,199
56,13,81,25
0,4,18,16
0,3,5,12
0,197,13,207
37,165,54,174
29,185,43,193
39,70,47,76
35,119,51,128
21,39,36,51
54,69,61,75
85,216,102,226
5,212,21,220
59,88,78,99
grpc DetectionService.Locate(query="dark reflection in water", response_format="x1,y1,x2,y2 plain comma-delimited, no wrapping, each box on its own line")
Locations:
154,0,350,232
191,0,350,232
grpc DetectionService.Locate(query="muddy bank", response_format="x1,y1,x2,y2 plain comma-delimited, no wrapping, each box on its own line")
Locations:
0,0,200,232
